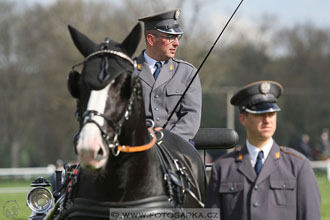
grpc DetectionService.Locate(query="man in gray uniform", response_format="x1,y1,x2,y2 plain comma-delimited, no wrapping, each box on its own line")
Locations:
205,81,321,220
135,9,202,142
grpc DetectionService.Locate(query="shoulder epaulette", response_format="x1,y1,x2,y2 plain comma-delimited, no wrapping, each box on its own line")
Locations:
232,147,243,161
172,58,195,68
280,146,304,160
217,149,238,161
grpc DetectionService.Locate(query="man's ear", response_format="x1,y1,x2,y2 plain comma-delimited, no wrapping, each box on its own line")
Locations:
146,33,155,46
239,113,246,127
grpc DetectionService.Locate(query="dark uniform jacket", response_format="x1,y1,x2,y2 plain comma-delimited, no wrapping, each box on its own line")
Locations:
205,142,321,220
134,51,202,141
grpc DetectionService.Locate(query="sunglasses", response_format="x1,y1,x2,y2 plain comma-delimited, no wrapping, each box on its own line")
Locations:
152,33,183,43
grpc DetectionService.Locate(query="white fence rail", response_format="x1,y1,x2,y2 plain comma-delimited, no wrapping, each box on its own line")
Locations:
0,165,55,179
0,160,329,181
310,159,330,181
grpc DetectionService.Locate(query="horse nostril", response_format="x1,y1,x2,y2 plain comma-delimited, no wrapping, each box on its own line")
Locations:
97,147,104,156
95,144,108,161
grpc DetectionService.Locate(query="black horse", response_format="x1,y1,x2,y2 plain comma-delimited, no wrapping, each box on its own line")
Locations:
52,23,206,220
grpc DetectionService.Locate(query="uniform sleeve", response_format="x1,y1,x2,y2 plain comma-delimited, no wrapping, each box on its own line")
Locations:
170,67,202,140
296,159,321,220
205,163,221,208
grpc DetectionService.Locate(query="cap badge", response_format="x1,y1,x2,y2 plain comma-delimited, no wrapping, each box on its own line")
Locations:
260,82,271,94
174,10,180,20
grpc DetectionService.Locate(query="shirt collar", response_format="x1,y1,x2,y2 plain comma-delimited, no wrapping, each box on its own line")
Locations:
246,138,273,166
143,51,164,73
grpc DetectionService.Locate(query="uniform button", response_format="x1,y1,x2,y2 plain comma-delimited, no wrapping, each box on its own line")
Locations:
175,90,180,93
254,185,259,190
229,186,235,191
154,95,159,98
156,117,160,121
282,184,286,189
154,107,159,111
253,202,259,207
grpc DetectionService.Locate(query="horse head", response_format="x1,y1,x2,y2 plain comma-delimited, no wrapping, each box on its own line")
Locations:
67,23,148,170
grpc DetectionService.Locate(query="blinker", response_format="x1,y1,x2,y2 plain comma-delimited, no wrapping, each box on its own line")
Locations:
68,70,81,99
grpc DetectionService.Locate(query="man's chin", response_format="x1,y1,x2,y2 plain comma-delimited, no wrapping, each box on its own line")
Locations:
168,52,176,58
260,132,275,140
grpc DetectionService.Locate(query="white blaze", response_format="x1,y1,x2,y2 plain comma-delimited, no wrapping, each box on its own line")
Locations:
76,83,111,167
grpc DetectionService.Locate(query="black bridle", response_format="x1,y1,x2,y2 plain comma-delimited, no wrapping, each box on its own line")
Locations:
73,43,142,157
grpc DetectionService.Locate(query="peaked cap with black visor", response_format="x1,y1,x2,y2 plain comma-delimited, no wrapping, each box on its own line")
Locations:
138,9,183,35
230,81,283,114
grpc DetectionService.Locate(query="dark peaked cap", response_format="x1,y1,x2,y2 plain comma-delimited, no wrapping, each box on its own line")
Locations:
138,9,183,34
230,81,283,114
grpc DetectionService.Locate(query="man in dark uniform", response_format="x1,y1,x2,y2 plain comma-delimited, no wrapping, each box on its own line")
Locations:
135,9,202,142
205,81,321,220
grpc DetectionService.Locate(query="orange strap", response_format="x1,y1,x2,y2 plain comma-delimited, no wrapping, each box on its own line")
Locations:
117,127,161,153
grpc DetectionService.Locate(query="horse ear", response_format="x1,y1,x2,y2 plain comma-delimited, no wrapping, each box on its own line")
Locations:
121,23,142,57
68,25,96,57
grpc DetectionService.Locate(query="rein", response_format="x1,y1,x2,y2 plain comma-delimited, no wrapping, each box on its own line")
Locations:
117,127,157,153
154,135,205,208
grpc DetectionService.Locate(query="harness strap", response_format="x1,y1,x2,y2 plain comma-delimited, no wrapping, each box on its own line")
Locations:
67,165,80,193
154,132,204,208
60,196,173,219
117,127,157,153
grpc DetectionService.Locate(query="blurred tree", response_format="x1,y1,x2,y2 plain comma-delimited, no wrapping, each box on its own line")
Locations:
0,1,39,167
271,24,330,145
1,0,330,166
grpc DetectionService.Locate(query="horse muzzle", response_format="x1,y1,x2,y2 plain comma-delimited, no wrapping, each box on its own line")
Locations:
76,124,109,170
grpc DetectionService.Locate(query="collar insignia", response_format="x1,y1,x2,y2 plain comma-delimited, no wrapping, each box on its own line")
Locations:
170,64,173,71
275,151,280,159
137,64,142,70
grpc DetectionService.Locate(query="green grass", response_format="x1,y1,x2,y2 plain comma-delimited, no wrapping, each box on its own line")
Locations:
0,179,34,220
0,179,34,188
316,171,330,220
0,174,330,220
0,192,31,220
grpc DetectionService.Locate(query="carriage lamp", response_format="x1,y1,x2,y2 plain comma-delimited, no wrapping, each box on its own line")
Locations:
27,176,54,216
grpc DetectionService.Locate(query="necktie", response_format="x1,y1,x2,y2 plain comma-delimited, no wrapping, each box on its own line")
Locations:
254,151,264,175
153,61,162,80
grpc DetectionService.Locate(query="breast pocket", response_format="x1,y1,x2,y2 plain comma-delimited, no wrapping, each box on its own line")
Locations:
270,179,296,206
166,86,184,112
219,182,244,212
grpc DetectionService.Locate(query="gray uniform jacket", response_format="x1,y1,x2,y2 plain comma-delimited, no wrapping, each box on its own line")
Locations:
205,142,321,220
134,51,202,141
